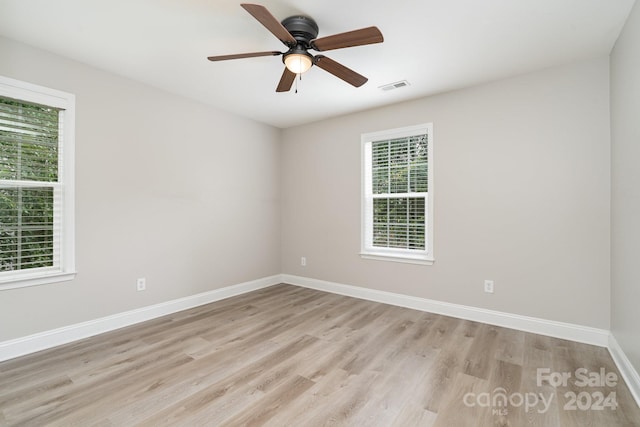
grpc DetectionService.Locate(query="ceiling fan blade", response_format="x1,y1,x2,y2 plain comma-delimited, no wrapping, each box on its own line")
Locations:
276,68,297,92
207,51,282,61
241,3,297,47
311,26,383,52
313,55,368,87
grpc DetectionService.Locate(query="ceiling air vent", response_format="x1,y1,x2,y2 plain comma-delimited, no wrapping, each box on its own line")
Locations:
379,80,410,91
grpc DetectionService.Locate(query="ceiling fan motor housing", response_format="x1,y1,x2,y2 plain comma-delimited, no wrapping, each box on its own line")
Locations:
281,15,319,48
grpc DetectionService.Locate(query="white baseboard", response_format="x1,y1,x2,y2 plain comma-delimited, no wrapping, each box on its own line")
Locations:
281,274,610,347
608,334,640,408
0,275,281,362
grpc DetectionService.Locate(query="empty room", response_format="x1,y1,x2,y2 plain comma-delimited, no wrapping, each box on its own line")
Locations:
0,0,639,425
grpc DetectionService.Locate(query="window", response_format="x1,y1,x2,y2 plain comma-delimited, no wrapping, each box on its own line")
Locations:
361,123,433,264
0,76,75,289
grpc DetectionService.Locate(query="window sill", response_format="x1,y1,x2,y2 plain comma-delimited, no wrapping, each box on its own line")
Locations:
360,252,434,266
0,271,76,291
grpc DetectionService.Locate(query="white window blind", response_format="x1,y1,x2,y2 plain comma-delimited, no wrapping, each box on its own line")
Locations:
362,123,433,264
0,76,75,289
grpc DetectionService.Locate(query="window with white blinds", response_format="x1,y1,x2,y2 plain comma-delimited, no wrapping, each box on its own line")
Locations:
361,123,434,264
0,76,75,289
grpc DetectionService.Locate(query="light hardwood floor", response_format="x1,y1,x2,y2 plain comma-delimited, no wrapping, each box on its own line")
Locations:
1,284,638,426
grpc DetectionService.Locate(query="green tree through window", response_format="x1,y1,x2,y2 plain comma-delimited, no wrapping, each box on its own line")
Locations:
371,135,428,250
0,97,59,271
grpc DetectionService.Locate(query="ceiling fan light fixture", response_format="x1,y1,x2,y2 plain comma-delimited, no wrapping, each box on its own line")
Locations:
284,52,313,74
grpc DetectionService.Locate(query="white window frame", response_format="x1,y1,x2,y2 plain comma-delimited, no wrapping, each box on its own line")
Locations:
361,123,434,265
0,76,76,290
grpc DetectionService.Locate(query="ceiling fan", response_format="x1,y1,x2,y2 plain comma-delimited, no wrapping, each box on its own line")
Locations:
207,3,384,92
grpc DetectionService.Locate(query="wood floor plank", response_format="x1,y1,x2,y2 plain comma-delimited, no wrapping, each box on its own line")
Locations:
288,369,381,426
494,326,525,366
218,374,315,427
259,368,347,426
432,372,490,427
0,283,638,426
133,334,319,425
104,339,281,425
463,323,501,380
479,359,523,426
351,351,438,426
514,336,561,426
419,320,477,412
392,402,438,427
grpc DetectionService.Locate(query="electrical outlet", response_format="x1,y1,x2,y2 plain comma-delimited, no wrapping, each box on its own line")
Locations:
137,278,146,291
484,280,494,294
301,257,306,266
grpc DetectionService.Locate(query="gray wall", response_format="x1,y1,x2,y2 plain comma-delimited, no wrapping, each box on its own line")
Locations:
0,37,282,341
281,57,611,328
611,0,640,372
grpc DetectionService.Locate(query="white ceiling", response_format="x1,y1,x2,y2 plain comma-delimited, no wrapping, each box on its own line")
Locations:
0,0,635,128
